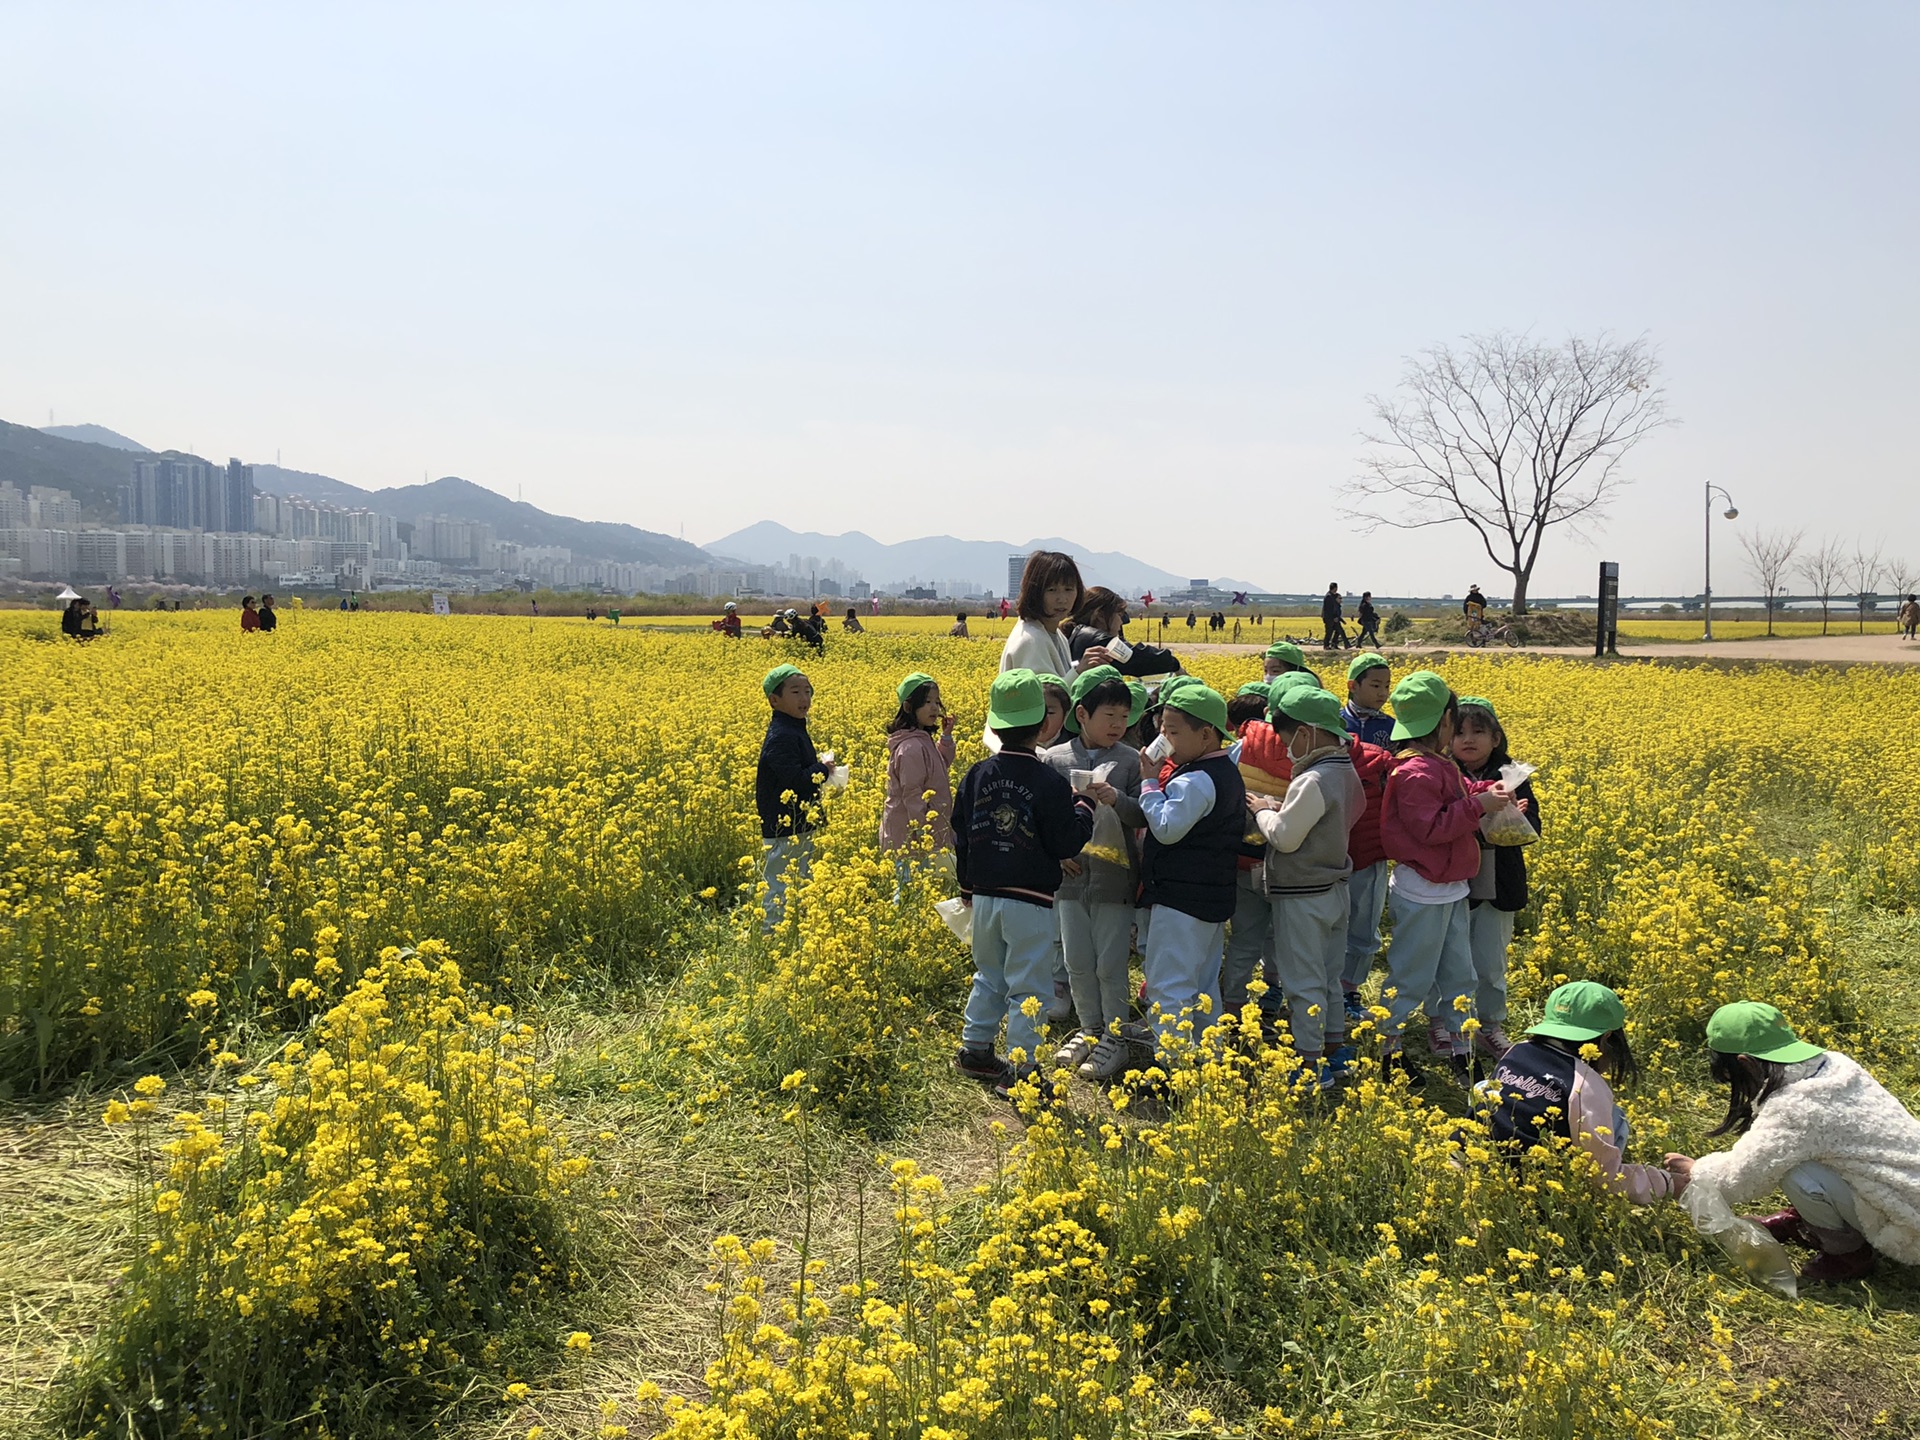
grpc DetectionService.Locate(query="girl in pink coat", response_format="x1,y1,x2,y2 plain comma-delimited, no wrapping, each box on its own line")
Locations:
1377,672,1515,1089
880,672,957,861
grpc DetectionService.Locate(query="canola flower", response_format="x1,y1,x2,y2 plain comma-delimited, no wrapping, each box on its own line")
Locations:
66,943,593,1438
6,611,1915,1437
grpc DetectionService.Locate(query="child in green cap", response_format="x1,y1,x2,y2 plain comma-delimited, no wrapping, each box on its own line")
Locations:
1262,641,1306,683
1433,696,1539,1060
1341,654,1394,749
1135,678,1246,1065
879,672,956,861
1481,981,1677,1203
755,665,830,926
1666,1003,1920,1284
1041,665,1146,1080
952,669,1098,1098
1245,686,1362,1085
1377,671,1515,1087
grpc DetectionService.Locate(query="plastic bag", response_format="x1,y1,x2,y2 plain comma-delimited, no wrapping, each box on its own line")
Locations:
1683,1175,1799,1299
1479,760,1539,847
935,896,972,946
1083,763,1132,869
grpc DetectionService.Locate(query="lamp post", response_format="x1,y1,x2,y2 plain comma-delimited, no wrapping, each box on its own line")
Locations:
1703,482,1739,641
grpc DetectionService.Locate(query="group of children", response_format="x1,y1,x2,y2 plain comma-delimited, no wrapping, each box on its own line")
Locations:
756,647,1920,1286
758,639,1539,1096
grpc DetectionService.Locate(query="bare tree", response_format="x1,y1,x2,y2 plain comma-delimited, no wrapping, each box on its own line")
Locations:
1886,557,1920,608
1848,540,1885,634
1346,331,1671,613
1795,537,1848,635
1738,528,1804,637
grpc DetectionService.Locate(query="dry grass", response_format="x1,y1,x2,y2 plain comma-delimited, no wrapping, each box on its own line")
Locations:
0,1097,132,1436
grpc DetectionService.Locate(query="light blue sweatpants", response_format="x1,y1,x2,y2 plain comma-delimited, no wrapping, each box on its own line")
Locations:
1342,859,1389,988
1784,1162,1868,1245
1142,905,1226,1056
1384,892,1474,1047
762,835,813,927
1059,896,1135,1037
1221,871,1280,1026
1271,883,1349,1054
964,895,1059,1065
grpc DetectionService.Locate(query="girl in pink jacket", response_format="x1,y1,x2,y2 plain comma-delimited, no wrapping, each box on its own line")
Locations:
880,672,957,861
1377,672,1513,1089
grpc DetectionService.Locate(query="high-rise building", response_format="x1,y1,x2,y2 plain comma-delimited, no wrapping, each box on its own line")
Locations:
1008,554,1028,601
121,457,255,531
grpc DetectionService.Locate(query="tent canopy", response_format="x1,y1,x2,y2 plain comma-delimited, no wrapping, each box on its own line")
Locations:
55,586,80,602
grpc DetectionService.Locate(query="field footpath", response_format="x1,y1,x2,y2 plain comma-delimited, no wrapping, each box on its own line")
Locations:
1174,633,1920,666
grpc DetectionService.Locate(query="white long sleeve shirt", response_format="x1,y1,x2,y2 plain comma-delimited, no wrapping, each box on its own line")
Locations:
1139,769,1218,844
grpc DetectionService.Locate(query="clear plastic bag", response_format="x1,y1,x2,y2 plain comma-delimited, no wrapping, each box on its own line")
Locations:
1683,1175,1799,1299
1083,763,1132,868
1479,761,1539,847
935,896,972,945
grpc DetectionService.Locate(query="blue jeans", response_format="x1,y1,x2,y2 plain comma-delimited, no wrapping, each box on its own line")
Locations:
1142,905,1226,1057
1343,860,1389,988
1384,893,1474,1045
964,895,1059,1065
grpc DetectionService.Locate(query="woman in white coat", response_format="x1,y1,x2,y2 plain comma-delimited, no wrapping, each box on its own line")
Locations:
1667,1002,1920,1284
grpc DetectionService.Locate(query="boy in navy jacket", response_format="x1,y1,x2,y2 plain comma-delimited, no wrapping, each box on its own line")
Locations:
952,669,1096,1095
756,664,831,925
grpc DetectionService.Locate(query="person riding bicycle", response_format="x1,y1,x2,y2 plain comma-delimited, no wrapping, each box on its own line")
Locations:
1463,585,1490,641
1321,584,1346,649
1355,591,1381,648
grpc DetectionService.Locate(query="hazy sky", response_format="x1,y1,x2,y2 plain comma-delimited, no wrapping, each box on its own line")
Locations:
4,3,1916,596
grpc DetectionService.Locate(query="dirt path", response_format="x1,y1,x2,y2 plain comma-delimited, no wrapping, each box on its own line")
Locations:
1171,634,1920,665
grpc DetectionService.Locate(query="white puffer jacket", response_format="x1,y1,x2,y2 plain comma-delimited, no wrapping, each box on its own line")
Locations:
1689,1051,1920,1264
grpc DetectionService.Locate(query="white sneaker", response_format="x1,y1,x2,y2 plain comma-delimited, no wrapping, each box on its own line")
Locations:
1054,1032,1096,1069
1078,1032,1131,1081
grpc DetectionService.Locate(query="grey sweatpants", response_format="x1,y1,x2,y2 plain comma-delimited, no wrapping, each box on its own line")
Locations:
1059,896,1134,1038
1270,883,1349,1053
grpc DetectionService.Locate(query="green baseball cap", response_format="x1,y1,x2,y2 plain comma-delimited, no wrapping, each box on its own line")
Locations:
763,664,804,698
1126,679,1149,726
1064,664,1124,734
1237,681,1273,698
896,671,936,706
1347,652,1390,683
1457,694,1497,718
987,668,1048,729
1389,671,1454,741
1526,981,1627,1043
1705,1002,1825,1064
1277,686,1351,742
1266,671,1316,713
1160,676,1230,736
1264,641,1305,667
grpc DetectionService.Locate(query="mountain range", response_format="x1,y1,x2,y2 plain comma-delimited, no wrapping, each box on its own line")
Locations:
2,419,707,570
7,416,1270,593
709,521,1270,597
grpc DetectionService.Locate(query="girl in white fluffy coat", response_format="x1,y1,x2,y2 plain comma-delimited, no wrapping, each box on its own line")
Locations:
1668,1002,1920,1284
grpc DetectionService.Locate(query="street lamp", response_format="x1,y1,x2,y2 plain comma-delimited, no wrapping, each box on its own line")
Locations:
1703,482,1739,640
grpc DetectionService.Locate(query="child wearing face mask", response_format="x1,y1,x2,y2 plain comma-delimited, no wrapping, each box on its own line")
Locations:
1244,684,1364,1086
1426,696,1539,1062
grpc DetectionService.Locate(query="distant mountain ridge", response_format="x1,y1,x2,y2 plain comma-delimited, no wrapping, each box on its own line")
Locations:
709,521,1271,597
41,423,150,452
3,417,708,569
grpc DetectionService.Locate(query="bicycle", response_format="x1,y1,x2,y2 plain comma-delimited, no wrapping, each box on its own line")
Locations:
1465,619,1521,648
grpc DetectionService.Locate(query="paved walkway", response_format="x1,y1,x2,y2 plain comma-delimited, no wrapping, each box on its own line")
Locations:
1170,634,1920,665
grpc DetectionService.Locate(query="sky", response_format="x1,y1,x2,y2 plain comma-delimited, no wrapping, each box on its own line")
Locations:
3,2,1916,598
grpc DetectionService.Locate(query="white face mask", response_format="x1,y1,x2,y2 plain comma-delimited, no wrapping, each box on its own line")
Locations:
1286,729,1312,764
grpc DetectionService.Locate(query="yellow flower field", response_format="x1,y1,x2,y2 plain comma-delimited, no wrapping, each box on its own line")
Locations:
2,609,1918,1439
